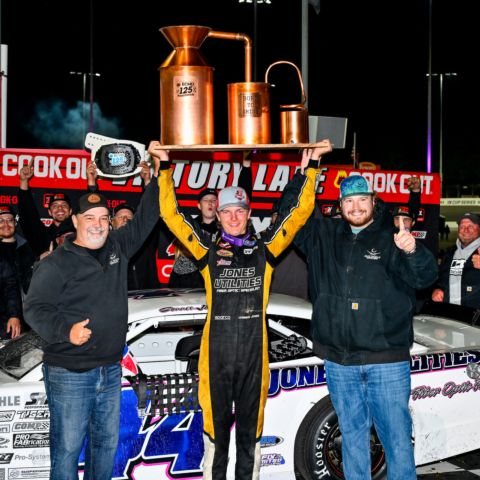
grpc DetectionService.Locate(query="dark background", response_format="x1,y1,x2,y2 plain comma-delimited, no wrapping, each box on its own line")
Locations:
1,0,477,189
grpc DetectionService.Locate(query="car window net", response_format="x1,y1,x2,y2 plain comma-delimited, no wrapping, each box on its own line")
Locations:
127,372,200,417
0,331,46,380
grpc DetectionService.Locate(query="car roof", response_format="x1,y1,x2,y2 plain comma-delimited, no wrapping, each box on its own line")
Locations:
127,288,312,324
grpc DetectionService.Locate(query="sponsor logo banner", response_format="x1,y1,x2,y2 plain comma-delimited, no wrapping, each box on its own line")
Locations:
8,468,50,479
13,433,49,449
12,422,49,432
0,412,14,423
16,410,49,420
0,453,13,465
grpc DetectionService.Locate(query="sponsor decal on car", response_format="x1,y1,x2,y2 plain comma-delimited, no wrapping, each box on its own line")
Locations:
0,438,9,448
0,413,14,423
0,397,20,408
7,467,50,479
0,428,8,434
268,365,327,397
13,433,49,449
13,451,49,466
411,379,480,401
158,305,207,313
24,393,48,408
15,411,49,420
260,436,284,448
410,350,480,374
12,423,49,432
0,453,13,465
261,453,285,466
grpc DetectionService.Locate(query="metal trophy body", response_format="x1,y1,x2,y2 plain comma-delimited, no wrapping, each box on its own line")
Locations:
159,26,214,145
265,61,309,144
227,82,271,145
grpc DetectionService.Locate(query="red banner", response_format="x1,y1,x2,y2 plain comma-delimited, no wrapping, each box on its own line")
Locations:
1,148,441,282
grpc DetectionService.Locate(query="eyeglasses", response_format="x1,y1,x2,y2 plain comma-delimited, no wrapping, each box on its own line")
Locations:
0,218,15,225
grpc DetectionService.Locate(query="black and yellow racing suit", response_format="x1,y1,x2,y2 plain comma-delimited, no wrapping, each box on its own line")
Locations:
159,164,318,480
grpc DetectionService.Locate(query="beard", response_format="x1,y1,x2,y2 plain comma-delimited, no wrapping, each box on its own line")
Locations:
341,209,374,228
86,227,108,246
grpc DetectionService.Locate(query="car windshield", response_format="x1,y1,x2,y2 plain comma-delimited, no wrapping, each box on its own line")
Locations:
0,331,46,380
413,314,480,351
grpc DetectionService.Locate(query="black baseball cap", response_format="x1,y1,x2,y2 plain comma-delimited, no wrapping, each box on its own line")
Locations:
0,205,15,216
76,193,109,214
457,212,480,226
112,203,136,217
48,193,71,207
392,205,415,219
198,188,217,202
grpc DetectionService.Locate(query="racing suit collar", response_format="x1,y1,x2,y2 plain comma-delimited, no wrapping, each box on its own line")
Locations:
221,229,255,247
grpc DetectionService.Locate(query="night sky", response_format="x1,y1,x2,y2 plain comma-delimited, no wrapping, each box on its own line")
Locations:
1,0,477,186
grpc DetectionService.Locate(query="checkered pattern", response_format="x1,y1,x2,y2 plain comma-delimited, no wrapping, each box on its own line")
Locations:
417,451,480,478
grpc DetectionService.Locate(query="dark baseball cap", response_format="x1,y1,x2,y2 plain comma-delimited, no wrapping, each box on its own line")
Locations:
112,203,135,217
457,212,480,226
48,193,71,207
392,205,415,219
76,193,109,214
198,188,217,202
0,205,15,216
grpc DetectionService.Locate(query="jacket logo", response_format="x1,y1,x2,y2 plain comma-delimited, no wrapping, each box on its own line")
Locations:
364,248,381,260
109,253,119,265
217,249,233,258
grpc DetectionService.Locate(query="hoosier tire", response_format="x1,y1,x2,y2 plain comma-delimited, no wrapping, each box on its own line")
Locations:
294,396,387,480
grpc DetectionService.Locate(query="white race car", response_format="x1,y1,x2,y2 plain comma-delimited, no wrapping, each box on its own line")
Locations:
1,289,480,480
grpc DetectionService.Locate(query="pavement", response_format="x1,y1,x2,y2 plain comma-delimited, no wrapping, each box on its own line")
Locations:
417,450,480,478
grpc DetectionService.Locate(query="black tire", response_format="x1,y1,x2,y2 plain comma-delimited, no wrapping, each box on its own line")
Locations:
294,396,387,480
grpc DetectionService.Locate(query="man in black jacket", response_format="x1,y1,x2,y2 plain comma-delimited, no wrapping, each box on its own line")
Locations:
0,255,22,340
290,173,438,479
24,157,160,480
432,212,480,308
18,159,73,258
0,205,36,296
87,159,162,290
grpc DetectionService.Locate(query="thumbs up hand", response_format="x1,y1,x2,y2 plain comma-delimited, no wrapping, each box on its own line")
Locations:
394,216,416,254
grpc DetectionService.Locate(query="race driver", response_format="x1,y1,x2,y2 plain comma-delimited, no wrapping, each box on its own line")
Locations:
149,140,332,480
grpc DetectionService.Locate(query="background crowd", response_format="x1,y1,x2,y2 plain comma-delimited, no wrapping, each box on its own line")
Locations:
1,151,479,479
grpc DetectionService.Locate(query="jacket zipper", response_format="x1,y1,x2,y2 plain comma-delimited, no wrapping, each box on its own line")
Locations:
343,232,356,363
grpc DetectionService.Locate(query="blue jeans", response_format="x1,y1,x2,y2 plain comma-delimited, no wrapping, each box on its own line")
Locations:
324,360,415,480
43,363,121,480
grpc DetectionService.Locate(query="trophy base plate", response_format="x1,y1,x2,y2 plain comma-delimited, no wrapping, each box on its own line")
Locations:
161,143,328,151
